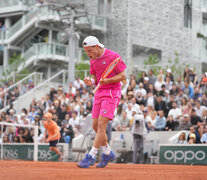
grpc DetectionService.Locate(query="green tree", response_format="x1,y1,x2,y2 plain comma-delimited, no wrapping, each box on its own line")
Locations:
75,62,90,80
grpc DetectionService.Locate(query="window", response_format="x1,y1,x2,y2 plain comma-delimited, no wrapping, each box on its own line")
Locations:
184,0,192,28
98,0,105,15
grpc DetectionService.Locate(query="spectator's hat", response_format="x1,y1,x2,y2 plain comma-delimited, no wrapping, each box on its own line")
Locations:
82,36,104,48
132,108,138,113
167,68,171,73
183,114,189,118
44,113,52,119
202,78,207,82
144,77,149,81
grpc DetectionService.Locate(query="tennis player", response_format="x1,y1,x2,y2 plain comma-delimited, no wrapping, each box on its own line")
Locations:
44,112,63,161
78,36,126,168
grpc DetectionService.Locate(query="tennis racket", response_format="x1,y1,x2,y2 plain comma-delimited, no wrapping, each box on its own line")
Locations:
93,57,121,94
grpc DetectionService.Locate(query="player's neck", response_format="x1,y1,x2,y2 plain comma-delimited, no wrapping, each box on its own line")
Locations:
97,48,105,58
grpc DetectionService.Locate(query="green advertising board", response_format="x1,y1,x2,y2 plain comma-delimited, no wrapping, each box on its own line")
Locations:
159,144,207,165
0,144,61,161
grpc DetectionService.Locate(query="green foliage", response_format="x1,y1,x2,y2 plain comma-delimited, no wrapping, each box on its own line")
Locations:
75,62,90,79
81,51,90,61
143,54,161,76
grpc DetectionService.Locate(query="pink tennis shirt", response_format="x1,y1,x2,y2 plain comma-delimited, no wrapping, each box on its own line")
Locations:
90,48,126,90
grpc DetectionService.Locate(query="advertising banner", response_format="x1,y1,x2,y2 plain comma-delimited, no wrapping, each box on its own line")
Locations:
0,144,61,161
159,144,207,165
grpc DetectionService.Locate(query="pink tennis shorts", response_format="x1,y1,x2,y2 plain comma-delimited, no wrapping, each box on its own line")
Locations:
92,89,121,120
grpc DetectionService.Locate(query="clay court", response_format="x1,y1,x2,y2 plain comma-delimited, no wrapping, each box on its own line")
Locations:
0,161,206,180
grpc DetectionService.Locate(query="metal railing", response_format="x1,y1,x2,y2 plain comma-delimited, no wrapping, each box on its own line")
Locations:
0,72,43,110
0,0,37,8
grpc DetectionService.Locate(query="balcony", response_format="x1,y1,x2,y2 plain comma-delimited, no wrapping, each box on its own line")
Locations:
75,14,107,32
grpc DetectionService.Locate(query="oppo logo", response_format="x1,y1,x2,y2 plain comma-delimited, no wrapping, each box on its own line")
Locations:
164,150,206,163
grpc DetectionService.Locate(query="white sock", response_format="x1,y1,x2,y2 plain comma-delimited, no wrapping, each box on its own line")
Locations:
102,144,111,155
89,147,98,159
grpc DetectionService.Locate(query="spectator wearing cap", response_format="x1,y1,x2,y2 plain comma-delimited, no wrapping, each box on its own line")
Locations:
165,68,174,82
155,110,166,131
143,76,149,92
163,90,170,104
188,133,196,144
148,69,157,85
182,79,194,99
178,114,191,130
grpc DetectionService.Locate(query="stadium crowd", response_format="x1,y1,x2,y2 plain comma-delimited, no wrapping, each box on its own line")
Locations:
0,67,207,145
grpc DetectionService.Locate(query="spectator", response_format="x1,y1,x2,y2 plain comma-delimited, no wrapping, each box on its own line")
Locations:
154,75,165,92
187,133,196,144
154,95,167,116
148,69,156,85
178,114,191,130
177,132,187,144
165,68,174,82
165,115,175,131
190,109,203,127
200,125,207,143
155,110,166,131
58,104,68,121
143,109,155,131
194,100,207,118
168,101,182,125
183,80,194,98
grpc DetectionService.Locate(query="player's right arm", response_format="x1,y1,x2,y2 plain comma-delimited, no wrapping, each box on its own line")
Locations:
83,75,97,86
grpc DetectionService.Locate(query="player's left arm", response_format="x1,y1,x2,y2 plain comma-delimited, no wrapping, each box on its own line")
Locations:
100,71,126,85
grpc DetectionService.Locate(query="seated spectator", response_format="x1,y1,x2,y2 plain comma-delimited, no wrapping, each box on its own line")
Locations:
175,89,188,106
143,109,155,131
69,111,80,137
178,114,191,130
194,100,207,118
165,115,175,131
168,101,182,123
177,132,187,144
165,76,173,91
187,133,196,144
163,90,170,104
170,83,178,96
155,95,167,116
182,79,194,98
145,91,156,108
148,69,157,85
58,104,68,121
201,109,207,123
192,87,202,101
154,75,165,92
200,94,207,107
176,76,184,89
147,105,157,121
187,126,201,143
60,120,74,143
135,92,145,106
147,83,157,95
155,110,166,131
165,68,174,82
190,109,203,127
135,82,147,98
201,125,207,143
13,136,20,143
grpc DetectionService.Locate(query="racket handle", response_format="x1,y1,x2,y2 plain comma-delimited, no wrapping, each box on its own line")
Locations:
93,83,101,94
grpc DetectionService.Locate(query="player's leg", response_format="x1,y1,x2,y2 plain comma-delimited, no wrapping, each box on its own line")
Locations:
49,140,63,161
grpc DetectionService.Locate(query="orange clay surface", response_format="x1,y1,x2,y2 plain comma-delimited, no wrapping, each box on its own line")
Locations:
0,161,206,180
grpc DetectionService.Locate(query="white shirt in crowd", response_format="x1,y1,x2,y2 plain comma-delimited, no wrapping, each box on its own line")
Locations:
68,117,80,128
168,107,182,121
135,88,147,97
194,106,207,118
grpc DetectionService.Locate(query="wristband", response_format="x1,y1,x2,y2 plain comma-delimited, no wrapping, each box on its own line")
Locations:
91,79,95,85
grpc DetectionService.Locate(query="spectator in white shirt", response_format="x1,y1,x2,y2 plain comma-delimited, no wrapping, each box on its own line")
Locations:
168,101,182,122
194,100,207,118
131,97,140,112
135,82,147,97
